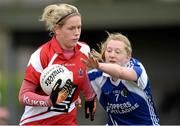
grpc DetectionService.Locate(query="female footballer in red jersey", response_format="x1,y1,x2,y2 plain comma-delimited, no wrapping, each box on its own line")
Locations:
18,3,96,125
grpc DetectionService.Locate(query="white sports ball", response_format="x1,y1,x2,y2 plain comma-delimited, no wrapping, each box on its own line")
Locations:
40,64,73,95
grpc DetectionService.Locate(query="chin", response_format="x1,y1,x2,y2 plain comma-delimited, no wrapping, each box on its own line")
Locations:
108,61,117,64
67,44,76,50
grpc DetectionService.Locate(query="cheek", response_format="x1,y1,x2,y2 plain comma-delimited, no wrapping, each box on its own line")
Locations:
120,56,129,64
104,52,109,61
63,35,70,43
116,55,126,63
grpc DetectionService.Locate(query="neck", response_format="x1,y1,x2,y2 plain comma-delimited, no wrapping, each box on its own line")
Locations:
55,36,74,51
112,77,118,82
62,46,74,51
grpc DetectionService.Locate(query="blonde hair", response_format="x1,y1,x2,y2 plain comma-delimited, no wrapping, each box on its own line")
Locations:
92,32,132,62
39,3,80,31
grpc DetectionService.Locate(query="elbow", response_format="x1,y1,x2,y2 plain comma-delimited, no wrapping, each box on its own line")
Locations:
117,67,124,79
117,66,128,79
18,91,25,106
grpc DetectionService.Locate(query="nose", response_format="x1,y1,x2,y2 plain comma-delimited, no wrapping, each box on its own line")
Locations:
109,51,116,58
74,28,81,36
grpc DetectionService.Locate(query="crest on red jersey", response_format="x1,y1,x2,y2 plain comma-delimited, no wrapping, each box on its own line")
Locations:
78,68,83,76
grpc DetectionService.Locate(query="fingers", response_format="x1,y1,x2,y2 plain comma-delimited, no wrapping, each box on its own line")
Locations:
75,96,82,108
52,79,62,91
80,58,88,65
86,107,94,121
93,100,97,112
56,89,68,103
50,79,62,105
90,112,94,121
85,108,90,118
52,79,73,104
81,52,99,69
85,97,96,121
88,53,94,62
90,97,97,121
89,106,94,121
89,99,96,121
62,79,73,95
89,53,99,69
80,55,93,68
91,99,96,121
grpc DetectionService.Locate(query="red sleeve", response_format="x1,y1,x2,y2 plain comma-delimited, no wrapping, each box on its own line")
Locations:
24,64,41,85
81,73,96,101
19,80,52,107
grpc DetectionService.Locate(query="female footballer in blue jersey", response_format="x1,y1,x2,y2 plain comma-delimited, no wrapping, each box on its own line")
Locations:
81,32,160,125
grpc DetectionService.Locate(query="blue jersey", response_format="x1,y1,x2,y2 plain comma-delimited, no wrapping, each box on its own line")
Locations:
88,58,160,125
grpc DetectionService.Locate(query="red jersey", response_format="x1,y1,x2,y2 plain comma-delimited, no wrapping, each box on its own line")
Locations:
19,37,95,125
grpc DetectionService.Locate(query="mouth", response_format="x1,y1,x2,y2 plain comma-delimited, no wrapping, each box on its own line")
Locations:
109,61,116,63
72,38,79,42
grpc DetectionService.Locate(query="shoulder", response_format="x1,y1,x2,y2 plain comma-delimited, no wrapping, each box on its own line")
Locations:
130,58,141,66
33,41,52,60
27,41,52,72
129,58,147,74
88,69,104,80
128,58,145,69
130,58,149,89
77,41,90,57
88,69,102,74
39,40,52,54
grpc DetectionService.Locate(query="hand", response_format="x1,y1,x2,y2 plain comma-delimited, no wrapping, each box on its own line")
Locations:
75,96,82,108
56,79,73,103
81,53,99,69
85,97,96,121
50,79,73,106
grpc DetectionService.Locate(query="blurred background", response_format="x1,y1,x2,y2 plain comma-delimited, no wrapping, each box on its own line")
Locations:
0,0,180,125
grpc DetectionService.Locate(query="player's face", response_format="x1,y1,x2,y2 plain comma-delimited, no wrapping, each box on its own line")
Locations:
56,15,81,50
105,40,130,66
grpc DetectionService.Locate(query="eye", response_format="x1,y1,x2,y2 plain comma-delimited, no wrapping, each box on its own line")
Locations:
115,50,122,54
115,49,126,55
68,27,75,30
77,26,81,30
106,48,112,53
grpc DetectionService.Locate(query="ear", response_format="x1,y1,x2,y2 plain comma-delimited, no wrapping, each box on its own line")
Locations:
53,25,61,35
126,53,131,62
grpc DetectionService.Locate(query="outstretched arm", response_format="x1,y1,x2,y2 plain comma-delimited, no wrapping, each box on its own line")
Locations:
81,53,137,81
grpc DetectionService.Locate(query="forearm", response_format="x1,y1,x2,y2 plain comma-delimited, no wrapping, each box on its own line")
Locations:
98,63,124,78
81,55,124,78
19,80,52,107
19,92,51,107
98,63,137,81
82,74,96,101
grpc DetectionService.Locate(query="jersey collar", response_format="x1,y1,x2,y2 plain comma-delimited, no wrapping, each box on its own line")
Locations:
51,37,63,54
103,72,121,86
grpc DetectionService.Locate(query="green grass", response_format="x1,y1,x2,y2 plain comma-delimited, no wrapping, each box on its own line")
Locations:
0,72,23,107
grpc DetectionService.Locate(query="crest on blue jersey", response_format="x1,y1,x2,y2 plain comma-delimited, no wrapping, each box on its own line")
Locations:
78,68,83,76
121,88,128,97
